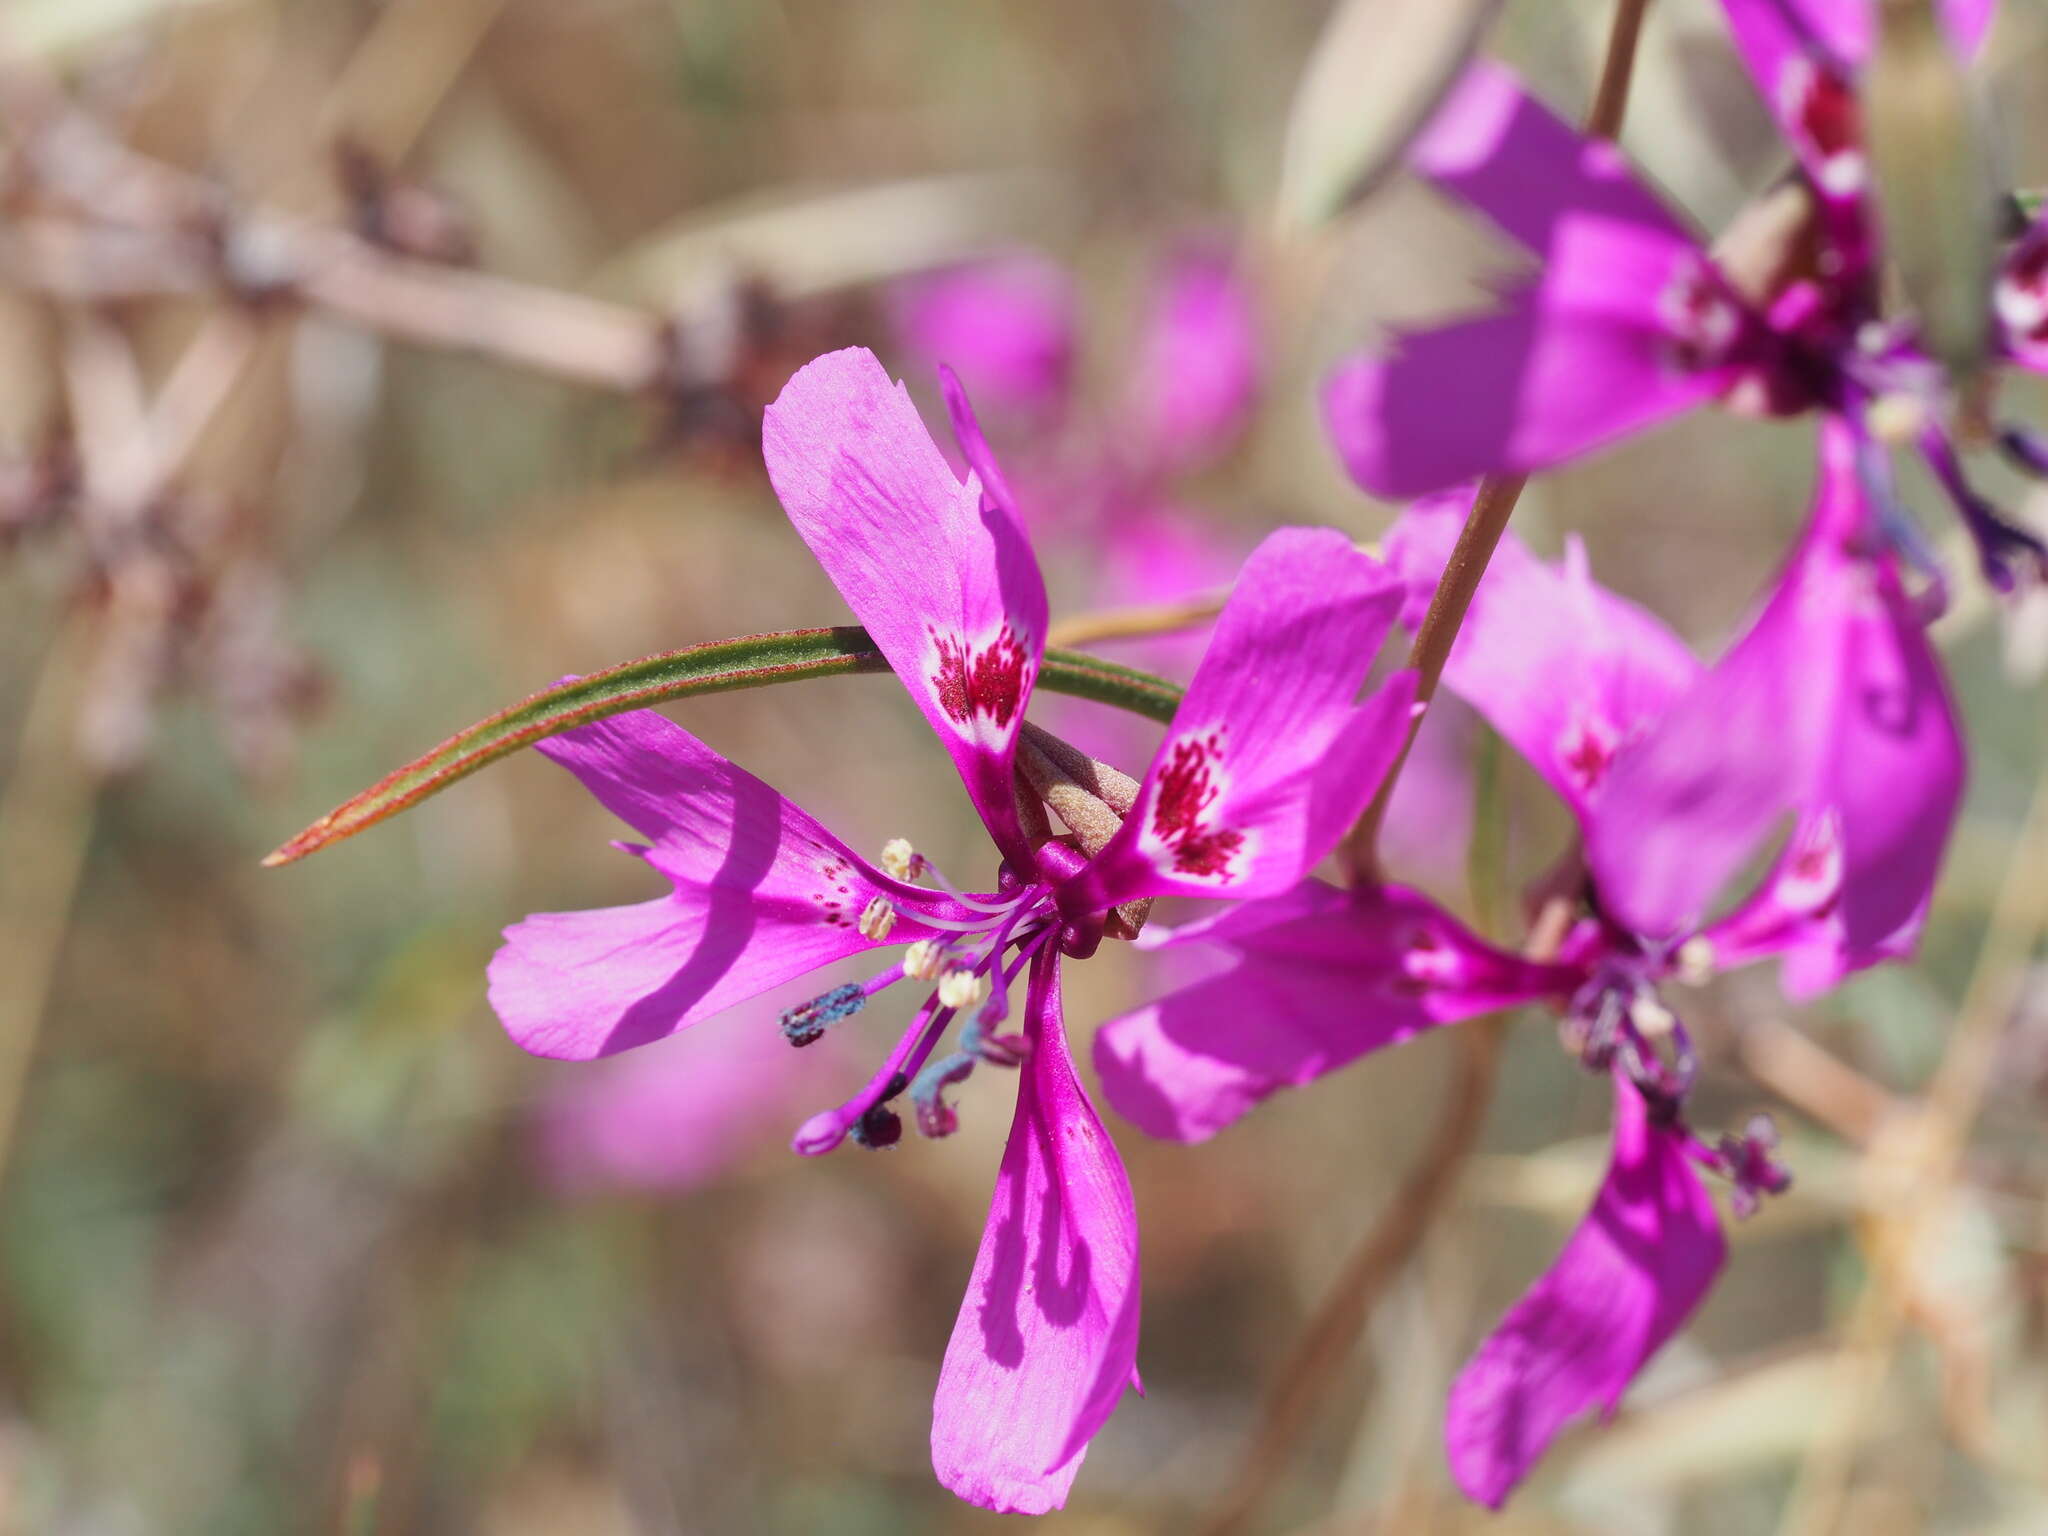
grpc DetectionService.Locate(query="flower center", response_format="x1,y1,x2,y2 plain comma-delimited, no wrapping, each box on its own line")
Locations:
1562,953,1789,1217
784,842,1062,1155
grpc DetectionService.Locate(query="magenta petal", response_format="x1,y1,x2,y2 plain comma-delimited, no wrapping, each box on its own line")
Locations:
763,347,1050,863
487,708,940,1060
1446,1077,1725,1507
1072,528,1414,909
1120,244,1260,473
1410,62,1696,257
932,948,1140,1515
1716,0,1872,220
890,254,1077,418
1095,881,1579,1143
1388,499,1700,824
1702,811,1924,999
1590,425,1963,945
1323,241,1735,499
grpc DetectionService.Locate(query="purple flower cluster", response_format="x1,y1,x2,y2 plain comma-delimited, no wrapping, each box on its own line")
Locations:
490,0,2025,1515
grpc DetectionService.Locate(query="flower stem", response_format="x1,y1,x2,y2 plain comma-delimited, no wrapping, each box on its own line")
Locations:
1206,7,1657,1531
1341,0,1653,885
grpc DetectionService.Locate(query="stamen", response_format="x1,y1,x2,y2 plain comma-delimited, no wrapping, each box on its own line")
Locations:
858,896,898,941
937,967,990,1012
910,1050,977,1138
1711,1113,1793,1218
962,1015,1031,1068
880,837,923,881
1865,391,1930,445
1673,935,1717,988
1999,426,2048,480
779,982,866,1047
903,939,949,981
1921,429,2048,592
1629,994,1677,1039
850,1101,903,1150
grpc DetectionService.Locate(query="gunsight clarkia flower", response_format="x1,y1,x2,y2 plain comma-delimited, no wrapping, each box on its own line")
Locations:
1094,425,1959,1505
1322,50,2048,591
488,346,1417,1513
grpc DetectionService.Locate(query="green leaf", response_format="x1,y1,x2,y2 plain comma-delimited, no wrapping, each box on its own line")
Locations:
265,627,1183,866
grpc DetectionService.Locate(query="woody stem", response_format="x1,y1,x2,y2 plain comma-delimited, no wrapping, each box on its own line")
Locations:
1341,0,1653,885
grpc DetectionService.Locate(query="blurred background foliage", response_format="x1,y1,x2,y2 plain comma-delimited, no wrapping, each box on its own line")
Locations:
1,0,2048,1531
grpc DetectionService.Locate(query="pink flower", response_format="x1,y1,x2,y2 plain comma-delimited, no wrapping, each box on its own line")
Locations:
1322,57,2047,591
1093,428,1949,1504
1089,872,1780,1505
888,255,1077,422
489,347,1417,1513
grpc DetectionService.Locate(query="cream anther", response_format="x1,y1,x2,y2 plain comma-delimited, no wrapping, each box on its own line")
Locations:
1674,936,1716,988
1629,994,1677,1038
858,897,898,941
903,940,948,981
936,968,990,1012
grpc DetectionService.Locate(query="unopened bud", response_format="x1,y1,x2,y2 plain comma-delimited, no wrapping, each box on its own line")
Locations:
858,896,898,940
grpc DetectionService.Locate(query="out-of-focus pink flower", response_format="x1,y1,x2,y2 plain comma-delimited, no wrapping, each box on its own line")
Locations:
1323,58,2047,591
1118,244,1262,476
889,255,1077,421
1586,422,1965,993
492,347,1418,1514
538,1009,845,1194
894,242,1262,657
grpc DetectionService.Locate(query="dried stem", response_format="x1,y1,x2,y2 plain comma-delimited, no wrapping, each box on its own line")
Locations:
1342,0,1653,883
1777,768,2048,1536
1045,588,1229,649
1194,1020,1506,1536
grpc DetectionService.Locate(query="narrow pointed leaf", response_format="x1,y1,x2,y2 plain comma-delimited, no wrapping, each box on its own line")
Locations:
1275,0,1503,229
264,627,1182,866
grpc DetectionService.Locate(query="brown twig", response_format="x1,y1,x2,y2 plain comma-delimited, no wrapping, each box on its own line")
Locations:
1738,1013,1903,1149
1195,1020,1507,1536
1045,589,1229,649
1777,771,2048,1536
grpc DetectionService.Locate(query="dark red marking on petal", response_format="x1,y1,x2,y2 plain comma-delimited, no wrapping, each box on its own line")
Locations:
2000,233,2048,346
1656,259,1744,375
1781,56,1864,196
1558,717,1618,797
1150,731,1245,878
930,625,1029,727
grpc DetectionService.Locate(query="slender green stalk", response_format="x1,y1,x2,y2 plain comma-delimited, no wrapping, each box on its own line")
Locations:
265,627,1182,867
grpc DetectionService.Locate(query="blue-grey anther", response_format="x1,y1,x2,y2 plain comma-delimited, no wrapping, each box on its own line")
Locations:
780,982,866,1047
